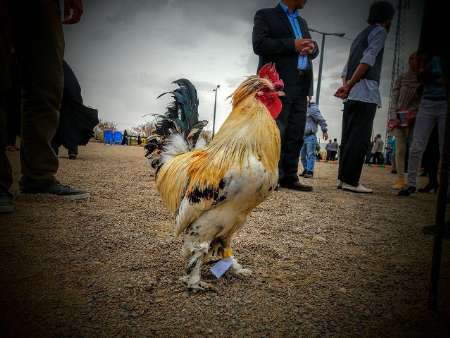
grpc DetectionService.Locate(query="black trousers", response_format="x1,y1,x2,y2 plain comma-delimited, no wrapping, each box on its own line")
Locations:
276,92,307,183
372,152,383,164
328,150,337,161
338,100,377,186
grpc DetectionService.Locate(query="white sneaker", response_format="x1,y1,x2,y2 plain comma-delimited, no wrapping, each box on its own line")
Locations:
342,183,373,193
337,180,343,189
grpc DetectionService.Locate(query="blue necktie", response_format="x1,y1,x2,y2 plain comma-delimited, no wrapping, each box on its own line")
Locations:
287,13,308,70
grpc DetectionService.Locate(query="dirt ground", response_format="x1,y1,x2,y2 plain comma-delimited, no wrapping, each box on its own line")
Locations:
1,142,449,337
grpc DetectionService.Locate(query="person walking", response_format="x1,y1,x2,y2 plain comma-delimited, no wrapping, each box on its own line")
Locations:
121,130,129,146
325,140,333,161
300,102,328,178
253,0,319,191
385,135,395,165
371,134,384,164
399,55,448,196
0,0,87,214
387,52,422,189
334,1,395,193
330,138,339,161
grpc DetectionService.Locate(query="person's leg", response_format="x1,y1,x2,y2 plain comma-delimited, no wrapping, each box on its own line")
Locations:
435,100,448,157
340,101,377,186
394,129,406,180
276,96,294,182
377,152,383,164
0,9,14,197
373,153,378,164
0,102,13,194
67,144,78,159
305,135,317,173
15,1,63,186
280,95,307,182
406,100,437,188
338,101,353,182
391,151,397,172
300,142,307,172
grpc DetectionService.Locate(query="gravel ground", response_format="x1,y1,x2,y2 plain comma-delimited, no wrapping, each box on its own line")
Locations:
1,142,449,337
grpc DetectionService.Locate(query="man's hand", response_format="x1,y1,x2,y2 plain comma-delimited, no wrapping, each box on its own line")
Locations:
388,118,400,130
323,132,329,141
295,39,315,55
63,0,83,24
334,83,352,100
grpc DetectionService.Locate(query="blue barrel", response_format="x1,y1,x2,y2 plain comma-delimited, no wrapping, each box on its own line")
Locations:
103,129,113,144
114,131,123,144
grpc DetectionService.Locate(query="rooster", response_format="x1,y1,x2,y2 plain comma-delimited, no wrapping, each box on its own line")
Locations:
147,64,284,291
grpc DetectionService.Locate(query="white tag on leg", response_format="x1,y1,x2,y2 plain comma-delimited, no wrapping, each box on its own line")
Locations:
210,258,233,279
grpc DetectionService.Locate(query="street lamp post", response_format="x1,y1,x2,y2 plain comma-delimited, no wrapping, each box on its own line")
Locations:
309,29,346,105
212,84,220,138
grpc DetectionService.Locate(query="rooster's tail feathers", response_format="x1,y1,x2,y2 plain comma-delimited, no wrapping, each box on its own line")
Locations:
144,79,208,170
160,134,189,166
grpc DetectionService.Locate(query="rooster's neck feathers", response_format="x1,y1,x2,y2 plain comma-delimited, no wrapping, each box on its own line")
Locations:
184,96,280,193
230,75,274,109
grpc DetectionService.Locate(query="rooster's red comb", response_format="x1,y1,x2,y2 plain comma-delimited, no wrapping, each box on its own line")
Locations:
258,63,283,88
258,63,279,82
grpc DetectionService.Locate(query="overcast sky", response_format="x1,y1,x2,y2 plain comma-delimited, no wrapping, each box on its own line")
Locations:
63,0,423,142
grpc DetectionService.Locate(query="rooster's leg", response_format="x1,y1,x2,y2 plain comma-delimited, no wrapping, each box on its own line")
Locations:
222,237,252,277
181,239,215,291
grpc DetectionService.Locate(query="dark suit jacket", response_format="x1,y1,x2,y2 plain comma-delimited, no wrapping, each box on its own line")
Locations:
252,4,319,97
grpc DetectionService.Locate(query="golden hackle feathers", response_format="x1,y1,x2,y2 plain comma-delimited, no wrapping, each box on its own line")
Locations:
156,76,280,219
230,75,274,109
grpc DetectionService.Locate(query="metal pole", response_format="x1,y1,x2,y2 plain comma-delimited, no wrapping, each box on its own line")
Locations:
316,33,326,105
212,85,219,139
309,29,345,105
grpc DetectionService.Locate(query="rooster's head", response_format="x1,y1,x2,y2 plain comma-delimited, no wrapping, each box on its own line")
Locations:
256,63,284,119
230,63,285,119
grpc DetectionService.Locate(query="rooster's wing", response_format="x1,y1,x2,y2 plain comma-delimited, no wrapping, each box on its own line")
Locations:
174,169,242,237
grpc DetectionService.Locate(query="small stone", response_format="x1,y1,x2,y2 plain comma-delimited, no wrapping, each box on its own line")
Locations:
313,235,326,242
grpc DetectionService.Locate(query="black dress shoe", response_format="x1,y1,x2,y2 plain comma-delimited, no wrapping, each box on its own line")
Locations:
279,180,313,192
398,186,416,196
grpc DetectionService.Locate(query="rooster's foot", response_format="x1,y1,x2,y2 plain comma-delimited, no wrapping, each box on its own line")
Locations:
231,259,252,276
231,267,253,276
187,281,217,293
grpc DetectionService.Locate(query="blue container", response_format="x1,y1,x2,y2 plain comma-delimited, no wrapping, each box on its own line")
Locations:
114,131,123,144
103,129,113,144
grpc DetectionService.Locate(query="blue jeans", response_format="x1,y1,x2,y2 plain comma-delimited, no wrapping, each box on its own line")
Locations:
300,134,317,173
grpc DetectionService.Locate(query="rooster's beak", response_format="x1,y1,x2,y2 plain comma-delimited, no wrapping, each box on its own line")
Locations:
277,91,286,97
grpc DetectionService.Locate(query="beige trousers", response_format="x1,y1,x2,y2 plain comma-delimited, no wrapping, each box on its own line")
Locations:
392,128,410,180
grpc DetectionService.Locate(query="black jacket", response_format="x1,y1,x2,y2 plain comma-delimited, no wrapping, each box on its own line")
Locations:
252,4,319,96
52,61,99,148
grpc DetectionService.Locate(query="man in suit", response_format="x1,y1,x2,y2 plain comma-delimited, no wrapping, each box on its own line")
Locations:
253,0,319,191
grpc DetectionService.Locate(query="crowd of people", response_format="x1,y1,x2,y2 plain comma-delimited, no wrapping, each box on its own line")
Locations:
1,0,448,215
